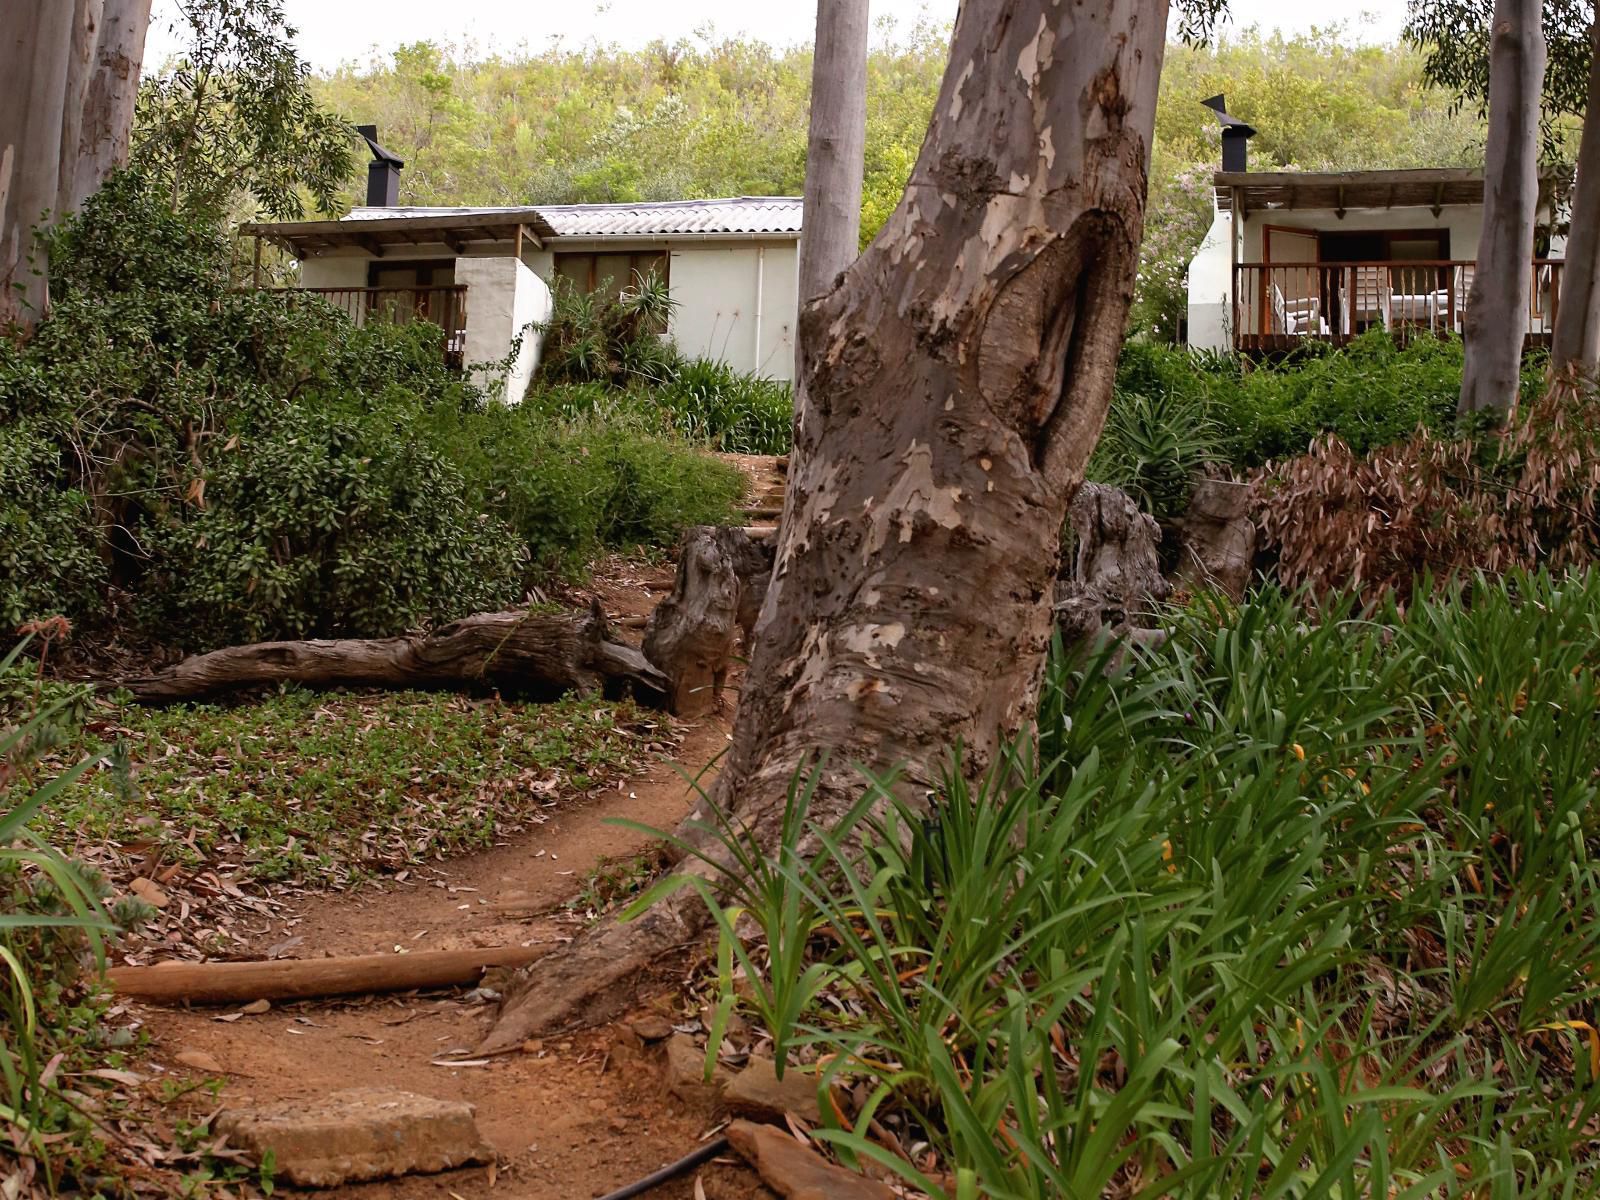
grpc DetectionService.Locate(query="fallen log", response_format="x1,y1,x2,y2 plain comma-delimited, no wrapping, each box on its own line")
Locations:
117,602,668,705
105,945,550,1006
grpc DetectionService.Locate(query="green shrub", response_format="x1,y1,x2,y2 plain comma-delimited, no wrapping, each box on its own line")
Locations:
428,403,746,577
140,404,526,646
653,571,1600,1198
1116,333,1546,470
1,171,746,647
529,273,793,455
656,359,792,454
0,423,104,630
536,271,678,388
1086,387,1220,518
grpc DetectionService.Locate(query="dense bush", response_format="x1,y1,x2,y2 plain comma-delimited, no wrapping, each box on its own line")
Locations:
0,172,741,647
427,404,746,578
665,572,1600,1198
1113,333,1544,469
0,424,104,631
531,274,793,455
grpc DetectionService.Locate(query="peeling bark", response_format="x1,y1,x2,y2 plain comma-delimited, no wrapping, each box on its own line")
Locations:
481,0,1168,1051
59,0,152,219
1460,0,1546,414
1,0,150,332
1,5,76,331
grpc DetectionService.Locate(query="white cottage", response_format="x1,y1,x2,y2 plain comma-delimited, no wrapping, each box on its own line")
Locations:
1184,100,1566,354
241,136,801,405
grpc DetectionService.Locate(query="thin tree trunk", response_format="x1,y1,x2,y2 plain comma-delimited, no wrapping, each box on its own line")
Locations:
1460,0,1546,414
58,0,153,219
796,0,869,311
481,0,1168,1052
106,946,549,1006
0,4,76,332
1552,18,1600,376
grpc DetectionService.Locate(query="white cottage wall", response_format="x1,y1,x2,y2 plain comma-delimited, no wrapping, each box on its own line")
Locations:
456,256,551,406
666,242,798,381
1186,208,1235,352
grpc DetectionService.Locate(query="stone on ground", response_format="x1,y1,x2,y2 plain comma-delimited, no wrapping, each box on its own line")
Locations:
723,1056,824,1124
725,1120,894,1200
663,1033,732,1104
215,1087,493,1187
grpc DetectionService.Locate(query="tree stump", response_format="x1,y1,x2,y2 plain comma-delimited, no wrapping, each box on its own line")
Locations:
1055,482,1170,648
1173,478,1257,601
642,527,774,716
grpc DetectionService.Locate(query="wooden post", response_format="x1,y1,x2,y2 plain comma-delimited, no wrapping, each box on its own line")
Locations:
251,234,262,288
513,223,523,263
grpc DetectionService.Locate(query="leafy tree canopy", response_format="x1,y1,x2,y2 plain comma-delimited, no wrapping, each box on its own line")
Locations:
134,0,355,220
1405,0,1593,144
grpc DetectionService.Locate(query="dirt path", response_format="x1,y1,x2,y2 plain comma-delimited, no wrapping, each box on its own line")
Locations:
124,558,770,1199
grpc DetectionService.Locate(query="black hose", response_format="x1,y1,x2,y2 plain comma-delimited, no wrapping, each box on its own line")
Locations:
595,1135,733,1200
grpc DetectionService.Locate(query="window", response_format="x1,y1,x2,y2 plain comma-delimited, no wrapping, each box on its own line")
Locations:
552,250,669,298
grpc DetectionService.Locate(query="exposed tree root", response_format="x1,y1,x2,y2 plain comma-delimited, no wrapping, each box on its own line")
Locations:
478,885,711,1053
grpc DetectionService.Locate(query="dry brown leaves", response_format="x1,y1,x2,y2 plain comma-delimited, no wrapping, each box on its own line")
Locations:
1254,374,1600,601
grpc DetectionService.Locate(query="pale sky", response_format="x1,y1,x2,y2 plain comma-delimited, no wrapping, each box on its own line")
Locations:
143,0,1410,72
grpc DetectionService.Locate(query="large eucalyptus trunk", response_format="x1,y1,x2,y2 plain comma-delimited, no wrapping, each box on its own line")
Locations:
481,0,1168,1052
57,0,154,219
1551,17,1600,377
1,0,151,333
796,0,869,309
1,5,76,331
1460,0,1547,413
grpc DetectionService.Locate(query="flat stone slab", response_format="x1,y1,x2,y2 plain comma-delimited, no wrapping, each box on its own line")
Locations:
663,1033,733,1105
215,1087,493,1188
724,1056,824,1124
726,1120,895,1200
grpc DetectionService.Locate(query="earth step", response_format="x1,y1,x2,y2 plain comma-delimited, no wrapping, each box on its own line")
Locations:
742,505,783,521
725,1119,894,1200
215,1088,493,1188
723,1056,828,1125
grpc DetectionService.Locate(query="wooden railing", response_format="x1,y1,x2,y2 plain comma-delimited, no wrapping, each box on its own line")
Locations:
1232,260,1564,351
270,286,468,366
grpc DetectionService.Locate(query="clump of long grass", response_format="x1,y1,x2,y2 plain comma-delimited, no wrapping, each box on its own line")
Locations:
1,638,115,1191
639,570,1600,1198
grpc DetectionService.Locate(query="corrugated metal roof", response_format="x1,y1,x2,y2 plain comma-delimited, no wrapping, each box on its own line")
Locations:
346,196,803,238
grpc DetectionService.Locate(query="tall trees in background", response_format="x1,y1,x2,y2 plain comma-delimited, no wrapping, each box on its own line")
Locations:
132,0,353,221
1410,0,1599,390
483,0,1171,1050
1550,11,1600,373
1,0,151,332
1458,0,1547,413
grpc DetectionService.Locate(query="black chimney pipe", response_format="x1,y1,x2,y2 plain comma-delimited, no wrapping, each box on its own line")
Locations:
1200,95,1256,173
356,124,405,207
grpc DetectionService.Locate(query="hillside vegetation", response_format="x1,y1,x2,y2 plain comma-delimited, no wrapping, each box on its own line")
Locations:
313,27,1489,338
